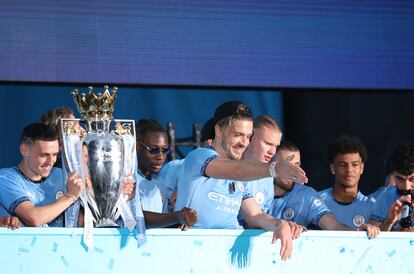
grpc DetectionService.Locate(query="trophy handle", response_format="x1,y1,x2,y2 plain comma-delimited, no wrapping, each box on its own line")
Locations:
112,120,137,225
60,118,101,219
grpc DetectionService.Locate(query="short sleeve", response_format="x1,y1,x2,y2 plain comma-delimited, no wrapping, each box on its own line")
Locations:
0,169,31,214
184,148,219,178
307,189,330,226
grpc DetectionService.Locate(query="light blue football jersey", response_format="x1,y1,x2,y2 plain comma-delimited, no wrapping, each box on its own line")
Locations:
134,169,168,213
319,187,376,229
237,177,274,227
269,183,329,227
0,167,65,227
245,177,274,213
370,185,412,230
368,185,387,200
175,147,251,229
158,159,184,201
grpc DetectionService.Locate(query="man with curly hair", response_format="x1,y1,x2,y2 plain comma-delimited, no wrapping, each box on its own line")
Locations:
319,135,379,236
369,143,414,231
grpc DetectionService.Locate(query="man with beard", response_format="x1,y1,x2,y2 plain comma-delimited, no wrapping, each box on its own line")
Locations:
158,119,215,213
175,101,308,260
269,141,329,229
133,119,197,228
369,143,414,231
319,136,378,235
0,123,84,227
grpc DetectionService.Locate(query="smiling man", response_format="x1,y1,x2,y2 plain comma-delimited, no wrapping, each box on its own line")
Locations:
175,101,308,260
0,123,84,227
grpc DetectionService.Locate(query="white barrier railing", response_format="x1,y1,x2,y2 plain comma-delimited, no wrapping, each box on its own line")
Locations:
1,228,413,274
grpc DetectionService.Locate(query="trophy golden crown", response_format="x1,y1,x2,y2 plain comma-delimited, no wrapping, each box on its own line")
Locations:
72,85,118,120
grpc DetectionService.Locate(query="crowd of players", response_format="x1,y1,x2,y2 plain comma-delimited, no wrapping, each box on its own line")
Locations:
1,101,413,260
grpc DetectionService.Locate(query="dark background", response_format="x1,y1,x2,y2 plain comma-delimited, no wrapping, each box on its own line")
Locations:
283,90,414,194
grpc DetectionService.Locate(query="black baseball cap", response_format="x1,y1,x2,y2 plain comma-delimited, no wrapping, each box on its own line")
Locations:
201,101,253,141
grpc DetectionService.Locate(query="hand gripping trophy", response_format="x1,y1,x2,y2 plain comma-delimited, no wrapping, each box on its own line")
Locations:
60,86,141,236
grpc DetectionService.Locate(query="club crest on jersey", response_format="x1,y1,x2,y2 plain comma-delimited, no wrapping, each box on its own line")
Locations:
283,208,295,220
56,191,64,200
236,182,245,192
352,215,366,227
313,198,323,206
254,192,265,205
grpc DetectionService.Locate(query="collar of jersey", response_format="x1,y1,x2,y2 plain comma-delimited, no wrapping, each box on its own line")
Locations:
331,188,360,205
15,167,46,184
274,182,296,198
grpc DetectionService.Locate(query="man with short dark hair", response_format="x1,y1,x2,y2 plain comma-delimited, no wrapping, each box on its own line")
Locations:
369,143,414,231
132,119,197,228
319,136,378,235
175,101,308,260
269,141,329,229
369,153,398,199
272,141,378,238
0,123,84,227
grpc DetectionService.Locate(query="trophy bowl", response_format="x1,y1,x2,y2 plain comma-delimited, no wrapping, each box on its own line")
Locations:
61,86,136,228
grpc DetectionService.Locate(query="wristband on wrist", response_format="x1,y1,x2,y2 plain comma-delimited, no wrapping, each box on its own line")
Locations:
269,161,277,178
64,194,77,204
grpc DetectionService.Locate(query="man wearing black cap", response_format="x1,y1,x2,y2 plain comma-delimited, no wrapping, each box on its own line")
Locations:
174,101,308,260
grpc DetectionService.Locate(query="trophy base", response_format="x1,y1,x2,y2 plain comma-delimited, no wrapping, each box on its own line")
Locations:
95,218,120,228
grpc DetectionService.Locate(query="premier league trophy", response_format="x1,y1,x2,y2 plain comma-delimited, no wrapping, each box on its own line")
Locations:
61,86,138,229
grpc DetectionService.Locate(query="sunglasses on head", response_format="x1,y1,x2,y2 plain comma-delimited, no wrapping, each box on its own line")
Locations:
138,141,172,155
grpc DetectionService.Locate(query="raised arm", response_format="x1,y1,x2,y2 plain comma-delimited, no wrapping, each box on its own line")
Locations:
369,195,412,231
14,172,84,227
205,157,307,183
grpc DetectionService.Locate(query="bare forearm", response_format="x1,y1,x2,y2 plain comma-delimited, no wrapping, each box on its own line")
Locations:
143,211,179,228
319,214,352,231
326,222,352,231
15,196,75,227
245,213,278,231
206,158,270,181
379,219,394,231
